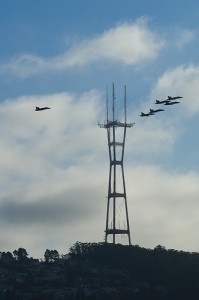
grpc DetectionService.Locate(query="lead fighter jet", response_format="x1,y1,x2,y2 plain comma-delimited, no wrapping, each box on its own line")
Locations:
155,99,169,104
167,96,183,100
149,108,164,114
164,101,180,105
35,106,51,111
140,111,154,117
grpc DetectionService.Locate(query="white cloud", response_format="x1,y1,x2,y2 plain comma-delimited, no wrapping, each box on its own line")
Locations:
126,117,178,160
151,64,199,115
61,18,164,66
0,90,109,257
128,63,199,166
175,29,195,48
165,28,196,49
126,165,199,251
0,90,106,200
0,18,165,78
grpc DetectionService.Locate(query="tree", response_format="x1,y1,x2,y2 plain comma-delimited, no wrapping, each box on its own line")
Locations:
0,251,13,263
44,249,59,263
13,248,29,261
154,245,166,252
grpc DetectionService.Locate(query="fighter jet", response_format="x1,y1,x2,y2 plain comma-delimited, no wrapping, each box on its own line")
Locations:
164,101,180,105
155,99,169,104
167,96,183,100
140,112,153,117
149,108,165,114
35,106,51,111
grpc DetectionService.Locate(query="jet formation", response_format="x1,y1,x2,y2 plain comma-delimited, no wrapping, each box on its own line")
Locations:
35,106,51,111
140,96,183,117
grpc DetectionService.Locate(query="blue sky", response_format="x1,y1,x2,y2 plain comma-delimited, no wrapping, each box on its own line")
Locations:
1,1,199,258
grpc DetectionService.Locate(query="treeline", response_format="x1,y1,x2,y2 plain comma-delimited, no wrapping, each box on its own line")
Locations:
0,248,66,263
68,242,199,299
1,242,199,299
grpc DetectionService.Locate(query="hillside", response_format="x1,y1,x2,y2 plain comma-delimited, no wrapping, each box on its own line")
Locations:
0,242,199,299
68,242,199,299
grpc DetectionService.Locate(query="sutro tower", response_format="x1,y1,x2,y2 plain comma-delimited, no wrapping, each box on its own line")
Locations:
99,84,135,245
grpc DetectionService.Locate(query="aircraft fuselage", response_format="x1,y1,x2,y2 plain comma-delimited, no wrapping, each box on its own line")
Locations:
35,107,51,111
164,101,180,105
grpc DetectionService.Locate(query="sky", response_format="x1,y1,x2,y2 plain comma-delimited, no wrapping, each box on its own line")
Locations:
1,0,199,258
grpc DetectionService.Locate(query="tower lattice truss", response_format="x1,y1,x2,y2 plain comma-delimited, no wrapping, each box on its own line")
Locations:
99,84,135,245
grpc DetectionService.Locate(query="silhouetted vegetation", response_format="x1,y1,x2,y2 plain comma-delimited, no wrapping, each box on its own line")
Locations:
68,242,199,299
0,243,199,299
44,249,60,263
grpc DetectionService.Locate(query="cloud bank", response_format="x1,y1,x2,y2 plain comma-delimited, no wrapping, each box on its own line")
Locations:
0,91,107,256
0,18,165,78
151,64,199,115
